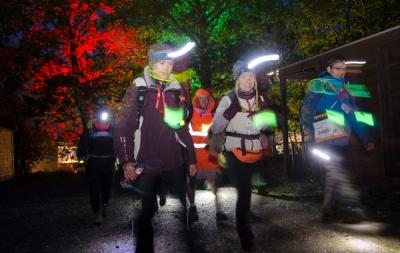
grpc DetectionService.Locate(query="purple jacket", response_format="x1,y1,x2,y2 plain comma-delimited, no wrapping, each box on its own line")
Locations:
114,67,196,170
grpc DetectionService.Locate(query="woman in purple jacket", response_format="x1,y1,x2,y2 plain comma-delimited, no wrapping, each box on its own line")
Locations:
114,44,196,253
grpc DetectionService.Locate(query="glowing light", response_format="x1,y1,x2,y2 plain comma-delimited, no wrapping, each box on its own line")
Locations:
354,111,375,126
312,148,331,161
100,112,109,121
164,106,184,129
252,110,277,128
348,238,379,251
345,60,367,65
79,159,85,164
326,109,345,126
217,153,227,168
247,54,280,69
167,42,195,58
267,70,279,76
345,84,371,98
172,68,195,83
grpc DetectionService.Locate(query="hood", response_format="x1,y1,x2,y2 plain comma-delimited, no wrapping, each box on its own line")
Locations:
192,88,216,113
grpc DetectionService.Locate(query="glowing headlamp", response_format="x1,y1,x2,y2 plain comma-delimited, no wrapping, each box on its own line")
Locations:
100,111,109,121
167,42,196,58
345,60,366,65
247,54,280,69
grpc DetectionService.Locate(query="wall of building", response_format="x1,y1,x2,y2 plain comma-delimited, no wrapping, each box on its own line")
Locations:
0,127,14,181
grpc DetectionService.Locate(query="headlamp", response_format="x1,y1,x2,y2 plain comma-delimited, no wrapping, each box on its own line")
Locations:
100,111,109,121
247,54,280,69
167,42,196,58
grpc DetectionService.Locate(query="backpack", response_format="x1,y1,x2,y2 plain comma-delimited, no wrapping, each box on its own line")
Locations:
207,91,236,154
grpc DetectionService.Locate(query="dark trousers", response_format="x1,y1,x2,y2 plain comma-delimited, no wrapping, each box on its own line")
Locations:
225,152,262,248
86,157,115,213
314,144,362,216
135,165,187,253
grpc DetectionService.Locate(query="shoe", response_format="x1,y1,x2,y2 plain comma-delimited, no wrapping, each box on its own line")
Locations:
250,211,262,222
189,206,199,223
216,211,228,221
241,240,255,252
321,213,337,223
93,212,103,225
154,198,159,212
101,203,107,217
159,194,166,206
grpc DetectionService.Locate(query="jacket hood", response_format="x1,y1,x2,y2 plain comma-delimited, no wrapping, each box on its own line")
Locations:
192,88,216,113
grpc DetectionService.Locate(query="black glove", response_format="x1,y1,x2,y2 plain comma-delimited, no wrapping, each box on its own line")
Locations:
223,96,241,120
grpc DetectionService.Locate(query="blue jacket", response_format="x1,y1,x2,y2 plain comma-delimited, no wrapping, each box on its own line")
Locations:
300,72,372,147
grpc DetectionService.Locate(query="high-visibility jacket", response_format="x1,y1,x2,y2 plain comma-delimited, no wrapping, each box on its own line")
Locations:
189,89,218,171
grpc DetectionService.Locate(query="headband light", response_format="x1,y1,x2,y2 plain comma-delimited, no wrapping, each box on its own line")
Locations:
248,54,280,69
345,60,366,65
100,112,109,121
167,42,196,58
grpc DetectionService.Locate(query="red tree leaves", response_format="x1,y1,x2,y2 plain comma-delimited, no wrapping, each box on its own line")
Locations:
20,0,144,142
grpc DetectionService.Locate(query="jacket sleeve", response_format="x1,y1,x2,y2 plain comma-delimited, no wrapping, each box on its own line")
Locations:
76,127,89,159
113,82,138,166
211,95,231,134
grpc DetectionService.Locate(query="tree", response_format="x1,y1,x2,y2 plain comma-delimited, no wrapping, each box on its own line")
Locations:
21,0,144,141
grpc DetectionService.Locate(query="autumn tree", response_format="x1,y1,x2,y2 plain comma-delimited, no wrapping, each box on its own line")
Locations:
22,0,144,141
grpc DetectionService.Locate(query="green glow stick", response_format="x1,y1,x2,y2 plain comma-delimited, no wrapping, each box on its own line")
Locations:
164,106,184,129
326,109,345,126
252,110,277,128
354,111,375,126
345,84,371,98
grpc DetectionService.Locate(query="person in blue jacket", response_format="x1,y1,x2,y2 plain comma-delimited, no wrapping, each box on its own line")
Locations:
301,56,374,222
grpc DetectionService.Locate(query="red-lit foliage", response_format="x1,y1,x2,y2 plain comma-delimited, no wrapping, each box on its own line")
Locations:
22,0,145,142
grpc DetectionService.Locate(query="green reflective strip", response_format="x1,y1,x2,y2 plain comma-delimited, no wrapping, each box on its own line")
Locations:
326,109,345,126
345,84,371,98
164,106,184,129
252,110,277,128
354,111,375,126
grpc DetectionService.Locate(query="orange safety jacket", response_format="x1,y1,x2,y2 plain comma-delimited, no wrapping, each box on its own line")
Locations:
189,89,218,171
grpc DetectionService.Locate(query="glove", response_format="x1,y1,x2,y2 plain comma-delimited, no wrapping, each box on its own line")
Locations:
223,96,241,120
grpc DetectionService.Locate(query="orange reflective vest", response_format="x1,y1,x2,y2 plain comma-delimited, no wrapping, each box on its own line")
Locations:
190,89,218,171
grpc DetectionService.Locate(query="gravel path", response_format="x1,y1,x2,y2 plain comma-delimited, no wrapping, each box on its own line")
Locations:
0,174,399,253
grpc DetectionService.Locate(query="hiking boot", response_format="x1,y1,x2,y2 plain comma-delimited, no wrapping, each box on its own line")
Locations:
153,198,159,212
321,213,337,223
241,239,256,252
189,206,199,223
159,194,166,206
93,212,103,225
101,204,107,217
216,211,228,222
250,211,262,222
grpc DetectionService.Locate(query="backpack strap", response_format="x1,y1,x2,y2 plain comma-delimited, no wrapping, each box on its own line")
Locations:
134,77,147,129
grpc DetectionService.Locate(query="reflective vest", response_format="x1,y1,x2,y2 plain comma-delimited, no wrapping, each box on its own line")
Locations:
189,109,218,171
